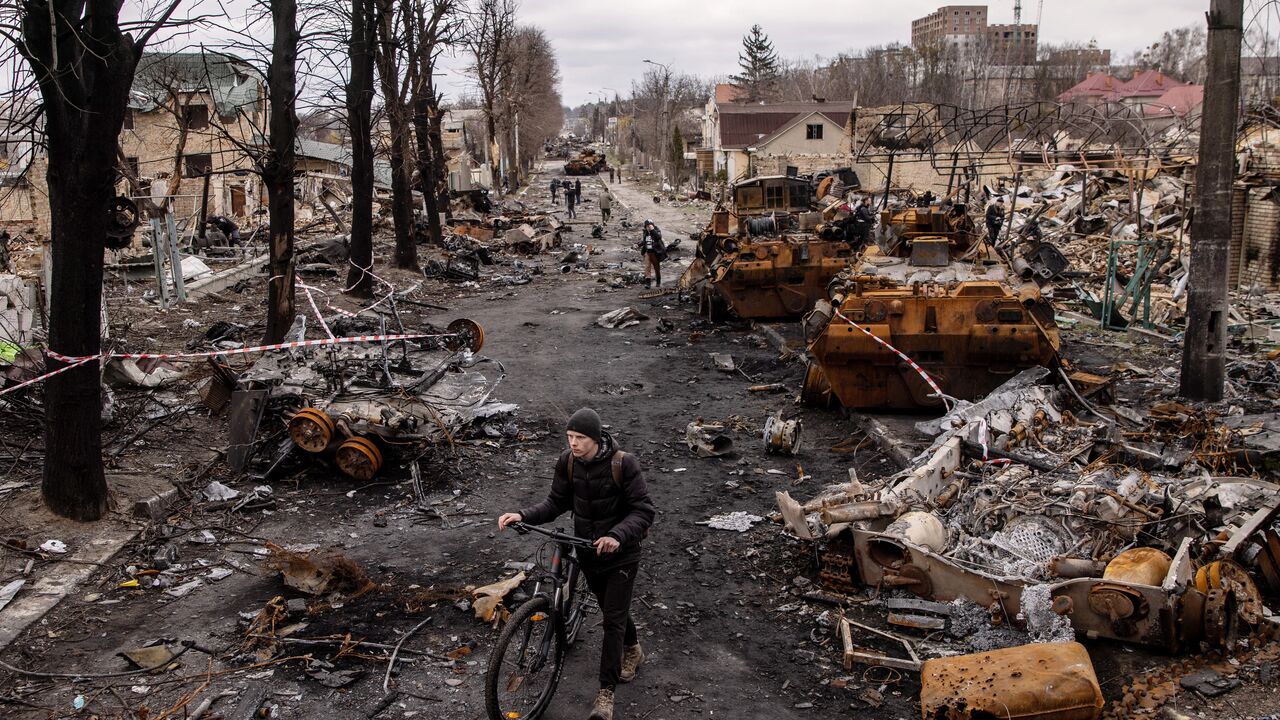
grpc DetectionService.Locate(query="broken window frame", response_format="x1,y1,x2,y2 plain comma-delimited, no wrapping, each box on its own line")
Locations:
183,103,210,131
184,153,213,177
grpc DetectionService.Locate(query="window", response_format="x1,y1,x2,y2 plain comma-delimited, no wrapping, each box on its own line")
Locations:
123,109,134,130
806,123,824,140
184,153,212,176
764,184,784,209
183,103,209,130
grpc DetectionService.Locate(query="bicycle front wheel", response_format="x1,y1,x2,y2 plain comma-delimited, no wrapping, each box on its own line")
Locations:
485,596,565,720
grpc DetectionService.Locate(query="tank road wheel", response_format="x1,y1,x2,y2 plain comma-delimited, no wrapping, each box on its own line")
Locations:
1196,560,1263,626
800,362,835,408
335,436,384,481
288,408,335,453
445,318,485,353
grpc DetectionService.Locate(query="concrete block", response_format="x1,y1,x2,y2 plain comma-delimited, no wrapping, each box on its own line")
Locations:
133,487,181,521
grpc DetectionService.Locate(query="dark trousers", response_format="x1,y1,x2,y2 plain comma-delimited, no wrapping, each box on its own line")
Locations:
987,221,1002,242
581,561,639,688
601,208,611,222
643,253,661,286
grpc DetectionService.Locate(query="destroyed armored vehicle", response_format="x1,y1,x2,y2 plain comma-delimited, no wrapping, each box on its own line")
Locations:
801,203,1061,410
233,318,499,482
777,378,1279,653
697,175,864,321
563,149,607,176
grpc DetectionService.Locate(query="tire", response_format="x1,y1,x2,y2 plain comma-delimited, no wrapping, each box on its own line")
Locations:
485,596,564,720
563,570,587,647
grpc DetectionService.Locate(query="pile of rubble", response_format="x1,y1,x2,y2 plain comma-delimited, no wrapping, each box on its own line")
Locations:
775,365,1280,716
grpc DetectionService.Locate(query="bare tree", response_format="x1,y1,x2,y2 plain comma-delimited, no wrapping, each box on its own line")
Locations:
1138,25,1208,82
498,25,561,182
465,0,516,189
8,0,188,520
346,0,377,297
373,0,416,269
406,0,462,245
264,0,300,342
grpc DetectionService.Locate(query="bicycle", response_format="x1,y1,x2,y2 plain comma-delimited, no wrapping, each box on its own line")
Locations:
485,522,598,720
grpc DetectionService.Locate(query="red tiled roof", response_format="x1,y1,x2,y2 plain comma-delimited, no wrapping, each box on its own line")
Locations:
1112,69,1186,98
1142,84,1204,117
717,103,854,149
715,83,748,104
1057,72,1120,101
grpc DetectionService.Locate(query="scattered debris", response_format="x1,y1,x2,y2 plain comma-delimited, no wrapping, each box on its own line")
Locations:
919,642,1104,720
700,511,764,533
596,306,648,329
685,420,735,457
471,572,526,624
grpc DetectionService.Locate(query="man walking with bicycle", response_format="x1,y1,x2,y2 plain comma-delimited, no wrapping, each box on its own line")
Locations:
498,408,656,720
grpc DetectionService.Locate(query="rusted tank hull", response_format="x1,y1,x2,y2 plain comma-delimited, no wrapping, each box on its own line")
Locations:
706,239,853,320
806,281,1059,410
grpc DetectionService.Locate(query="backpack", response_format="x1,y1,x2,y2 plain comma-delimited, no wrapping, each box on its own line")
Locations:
565,450,650,542
566,450,626,489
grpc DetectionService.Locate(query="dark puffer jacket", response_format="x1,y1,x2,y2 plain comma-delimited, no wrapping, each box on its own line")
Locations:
518,433,656,570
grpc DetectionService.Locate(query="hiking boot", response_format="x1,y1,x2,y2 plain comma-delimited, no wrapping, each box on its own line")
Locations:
619,643,644,683
587,687,614,720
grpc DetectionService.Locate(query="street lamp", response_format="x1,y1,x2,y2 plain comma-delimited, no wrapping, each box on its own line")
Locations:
643,59,672,185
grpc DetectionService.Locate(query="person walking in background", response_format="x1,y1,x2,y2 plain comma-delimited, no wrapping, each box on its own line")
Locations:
638,220,665,289
852,197,876,245
599,192,612,223
566,184,578,219
550,178,560,204
985,197,1005,243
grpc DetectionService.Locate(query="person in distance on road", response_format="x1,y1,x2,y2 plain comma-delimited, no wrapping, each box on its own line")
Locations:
637,220,666,289
498,408,656,720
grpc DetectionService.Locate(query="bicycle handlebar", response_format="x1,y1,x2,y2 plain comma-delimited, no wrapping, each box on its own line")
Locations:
509,521,596,548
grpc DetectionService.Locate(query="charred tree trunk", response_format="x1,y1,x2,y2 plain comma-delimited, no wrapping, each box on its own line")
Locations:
409,74,444,245
346,0,377,298
373,0,416,269
428,98,451,220
483,97,500,189
20,0,144,520
263,0,299,344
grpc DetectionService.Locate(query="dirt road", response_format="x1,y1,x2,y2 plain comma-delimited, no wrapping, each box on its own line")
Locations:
0,164,891,719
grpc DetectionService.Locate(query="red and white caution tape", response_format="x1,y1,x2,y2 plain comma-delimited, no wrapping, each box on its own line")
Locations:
0,356,100,399
3,332,450,399
831,307,954,411
44,332,445,364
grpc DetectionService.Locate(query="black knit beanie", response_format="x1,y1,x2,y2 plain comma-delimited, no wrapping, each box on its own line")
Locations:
566,407,603,444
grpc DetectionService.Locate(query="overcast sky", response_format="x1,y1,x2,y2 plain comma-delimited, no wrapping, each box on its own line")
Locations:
128,0,1271,109
492,0,1214,106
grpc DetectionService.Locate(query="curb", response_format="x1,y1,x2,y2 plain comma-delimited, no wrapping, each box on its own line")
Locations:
751,321,795,355
0,527,142,652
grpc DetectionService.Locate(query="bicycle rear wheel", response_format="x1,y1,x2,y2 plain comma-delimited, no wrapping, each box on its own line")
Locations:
485,596,564,720
564,567,593,647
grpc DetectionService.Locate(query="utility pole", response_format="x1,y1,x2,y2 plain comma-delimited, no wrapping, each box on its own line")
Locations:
1180,0,1243,401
